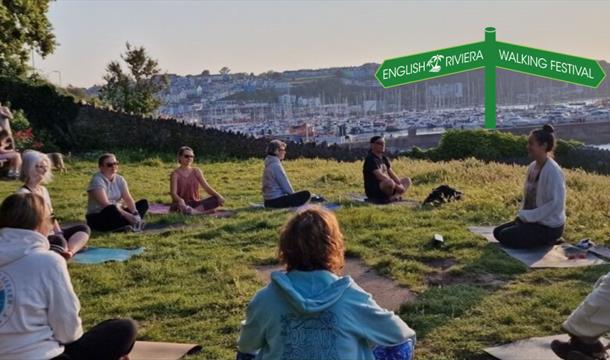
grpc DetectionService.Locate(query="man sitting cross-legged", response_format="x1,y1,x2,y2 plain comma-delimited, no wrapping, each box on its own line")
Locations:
363,136,411,204
551,271,610,360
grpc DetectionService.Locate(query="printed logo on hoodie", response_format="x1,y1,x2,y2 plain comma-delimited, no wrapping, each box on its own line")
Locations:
0,271,15,326
280,311,339,360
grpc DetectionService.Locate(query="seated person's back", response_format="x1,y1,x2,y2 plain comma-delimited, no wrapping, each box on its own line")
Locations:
238,206,415,360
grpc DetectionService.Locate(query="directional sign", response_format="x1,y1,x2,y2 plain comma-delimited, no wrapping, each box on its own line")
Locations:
375,28,607,128
375,42,486,88
496,41,606,88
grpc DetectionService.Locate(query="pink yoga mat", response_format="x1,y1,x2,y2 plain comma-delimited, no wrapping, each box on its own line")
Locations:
148,203,234,218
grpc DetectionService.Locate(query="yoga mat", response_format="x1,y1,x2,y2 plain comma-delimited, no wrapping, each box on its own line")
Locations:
72,247,144,264
348,195,419,207
250,202,341,212
129,341,202,360
469,226,608,268
485,334,608,360
148,203,234,218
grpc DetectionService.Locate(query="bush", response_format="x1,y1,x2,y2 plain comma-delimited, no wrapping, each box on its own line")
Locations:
9,108,30,131
417,129,583,162
0,76,80,150
430,129,527,161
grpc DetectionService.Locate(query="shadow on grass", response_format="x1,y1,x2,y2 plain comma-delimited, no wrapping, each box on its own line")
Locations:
399,243,527,342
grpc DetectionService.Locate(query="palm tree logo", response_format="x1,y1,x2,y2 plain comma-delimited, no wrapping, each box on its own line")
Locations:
427,55,444,73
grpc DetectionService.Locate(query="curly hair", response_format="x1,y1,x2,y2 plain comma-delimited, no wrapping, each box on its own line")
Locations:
278,206,345,274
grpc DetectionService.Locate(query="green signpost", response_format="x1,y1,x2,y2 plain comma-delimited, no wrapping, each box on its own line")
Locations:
375,27,607,129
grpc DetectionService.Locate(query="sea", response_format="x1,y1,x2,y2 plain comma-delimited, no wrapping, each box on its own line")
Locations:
592,144,610,151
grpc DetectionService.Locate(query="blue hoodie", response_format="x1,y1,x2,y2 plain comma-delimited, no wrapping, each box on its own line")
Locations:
238,270,415,360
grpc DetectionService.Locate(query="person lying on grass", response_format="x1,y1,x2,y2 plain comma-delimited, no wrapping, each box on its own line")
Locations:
262,139,312,208
237,205,416,360
363,136,412,204
17,150,89,259
85,153,148,232
169,146,225,214
0,193,137,360
551,270,610,360
493,124,566,249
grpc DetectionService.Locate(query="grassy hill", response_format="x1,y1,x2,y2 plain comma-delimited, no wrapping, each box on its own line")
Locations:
1,155,609,359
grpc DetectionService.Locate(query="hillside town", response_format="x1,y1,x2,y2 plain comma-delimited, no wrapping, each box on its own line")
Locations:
153,63,610,144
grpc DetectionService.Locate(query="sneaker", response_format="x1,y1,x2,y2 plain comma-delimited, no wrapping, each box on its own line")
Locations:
133,220,146,232
551,337,607,360
6,171,18,180
184,206,194,215
577,238,595,250
310,195,326,203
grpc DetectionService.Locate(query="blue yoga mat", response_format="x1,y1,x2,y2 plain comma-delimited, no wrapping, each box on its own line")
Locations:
72,247,145,264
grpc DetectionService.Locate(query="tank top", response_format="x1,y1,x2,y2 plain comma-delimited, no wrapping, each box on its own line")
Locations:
173,168,200,203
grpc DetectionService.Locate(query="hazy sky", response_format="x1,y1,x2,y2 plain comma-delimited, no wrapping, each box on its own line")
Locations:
36,0,610,88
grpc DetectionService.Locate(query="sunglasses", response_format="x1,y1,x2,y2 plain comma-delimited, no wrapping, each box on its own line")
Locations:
105,162,119,167
374,141,385,145
182,154,194,159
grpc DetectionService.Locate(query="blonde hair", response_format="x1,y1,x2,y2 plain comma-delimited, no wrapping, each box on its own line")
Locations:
20,150,53,184
0,193,47,230
278,206,345,274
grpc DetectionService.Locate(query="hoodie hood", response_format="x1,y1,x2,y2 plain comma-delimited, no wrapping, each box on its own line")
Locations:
264,155,281,167
0,228,49,267
271,270,353,314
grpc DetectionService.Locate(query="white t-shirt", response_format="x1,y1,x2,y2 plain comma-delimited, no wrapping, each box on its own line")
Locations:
86,172,127,214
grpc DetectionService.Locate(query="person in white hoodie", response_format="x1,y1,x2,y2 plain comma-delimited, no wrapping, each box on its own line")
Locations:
493,124,566,248
550,271,610,360
0,193,137,360
262,140,311,208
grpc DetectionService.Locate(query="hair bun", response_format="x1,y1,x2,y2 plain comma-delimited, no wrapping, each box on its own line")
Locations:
542,124,555,133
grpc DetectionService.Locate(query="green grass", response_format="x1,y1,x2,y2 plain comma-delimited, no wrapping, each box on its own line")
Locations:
1,156,609,359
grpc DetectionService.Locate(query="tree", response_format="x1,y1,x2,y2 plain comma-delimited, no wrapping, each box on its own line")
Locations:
0,0,57,77
201,69,210,76
219,66,231,75
98,43,168,115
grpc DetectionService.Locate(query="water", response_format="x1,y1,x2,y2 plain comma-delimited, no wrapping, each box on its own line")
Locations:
592,144,610,151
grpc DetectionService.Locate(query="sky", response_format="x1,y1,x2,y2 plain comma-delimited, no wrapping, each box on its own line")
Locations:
36,0,610,88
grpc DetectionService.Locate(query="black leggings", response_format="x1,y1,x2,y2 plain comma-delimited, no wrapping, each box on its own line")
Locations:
264,191,311,209
493,219,564,249
52,319,137,360
170,196,220,212
48,224,91,252
86,199,149,232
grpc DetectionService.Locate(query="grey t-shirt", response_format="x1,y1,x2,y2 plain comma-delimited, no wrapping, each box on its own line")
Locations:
86,172,127,214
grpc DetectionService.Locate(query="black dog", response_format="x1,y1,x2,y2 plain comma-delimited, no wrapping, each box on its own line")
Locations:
423,185,463,206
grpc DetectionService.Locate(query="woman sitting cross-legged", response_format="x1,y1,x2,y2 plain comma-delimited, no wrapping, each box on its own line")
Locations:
262,140,311,209
85,153,148,232
493,124,566,249
0,193,137,360
169,146,225,214
237,206,416,360
17,150,89,259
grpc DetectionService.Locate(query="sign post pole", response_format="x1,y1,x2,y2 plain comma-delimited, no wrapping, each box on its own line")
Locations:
484,27,496,129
